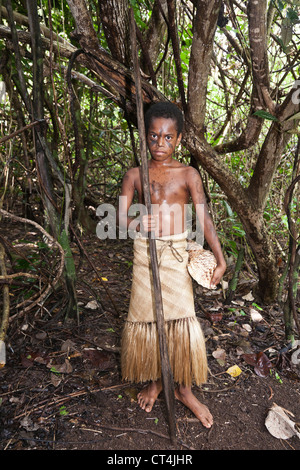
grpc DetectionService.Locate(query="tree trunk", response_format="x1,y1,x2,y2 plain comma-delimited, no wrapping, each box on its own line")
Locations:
141,0,168,74
247,0,274,113
98,0,131,66
187,0,221,135
25,0,79,320
239,211,278,303
184,130,279,303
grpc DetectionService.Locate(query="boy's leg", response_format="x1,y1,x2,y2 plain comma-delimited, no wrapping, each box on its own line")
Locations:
137,380,213,428
175,385,213,428
137,379,162,413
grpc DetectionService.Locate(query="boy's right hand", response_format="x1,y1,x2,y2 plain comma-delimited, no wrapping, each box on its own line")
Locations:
140,214,158,234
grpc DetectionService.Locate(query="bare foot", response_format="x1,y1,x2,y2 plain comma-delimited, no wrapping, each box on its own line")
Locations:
137,379,162,413
175,385,213,428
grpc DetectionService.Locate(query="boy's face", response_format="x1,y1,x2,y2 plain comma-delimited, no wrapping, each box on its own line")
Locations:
147,117,182,162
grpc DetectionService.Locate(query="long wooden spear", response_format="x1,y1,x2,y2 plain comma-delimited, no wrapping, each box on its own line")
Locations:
129,8,176,445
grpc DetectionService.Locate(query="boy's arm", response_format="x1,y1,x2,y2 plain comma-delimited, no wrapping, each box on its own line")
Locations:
187,167,226,287
117,169,157,235
117,169,137,231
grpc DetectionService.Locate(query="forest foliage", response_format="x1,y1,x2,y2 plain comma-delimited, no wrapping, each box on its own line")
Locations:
0,0,299,351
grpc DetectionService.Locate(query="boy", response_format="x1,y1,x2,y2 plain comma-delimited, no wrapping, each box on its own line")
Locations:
118,102,226,428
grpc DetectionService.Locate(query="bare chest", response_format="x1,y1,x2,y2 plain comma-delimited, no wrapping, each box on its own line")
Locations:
149,170,189,205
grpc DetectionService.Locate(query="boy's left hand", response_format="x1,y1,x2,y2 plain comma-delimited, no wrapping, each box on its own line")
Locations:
210,263,226,289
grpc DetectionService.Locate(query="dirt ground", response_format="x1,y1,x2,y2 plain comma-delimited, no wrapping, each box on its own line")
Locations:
1,221,300,453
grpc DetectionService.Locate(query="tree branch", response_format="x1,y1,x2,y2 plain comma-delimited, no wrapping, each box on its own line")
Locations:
247,0,275,113
98,0,131,66
187,0,221,133
5,0,31,113
213,88,263,154
0,209,65,314
166,0,186,111
247,80,300,208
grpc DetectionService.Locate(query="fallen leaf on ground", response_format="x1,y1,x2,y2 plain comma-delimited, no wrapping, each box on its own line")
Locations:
250,308,263,322
51,372,62,387
242,323,252,332
232,300,244,306
83,348,115,370
20,351,50,368
235,339,253,355
212,348,226,366
47,358,73,374
242,351,272,377
85,300,99,310
226,365,242,377
206,311,223,322
265,403,300,440
20,416,40,432
242,292,254,301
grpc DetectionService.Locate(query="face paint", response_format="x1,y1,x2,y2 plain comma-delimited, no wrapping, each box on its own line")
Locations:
147,117,182,162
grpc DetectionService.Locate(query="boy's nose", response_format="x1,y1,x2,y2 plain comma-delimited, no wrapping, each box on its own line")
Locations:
157,136,164,146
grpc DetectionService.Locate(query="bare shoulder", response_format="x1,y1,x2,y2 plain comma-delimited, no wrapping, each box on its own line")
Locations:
120,167,141,196
124,167,139,179
184,166,206,200
184,165,202,183
171,159,187,168
122,167,140,184
171,162,201,185
171,160,197,174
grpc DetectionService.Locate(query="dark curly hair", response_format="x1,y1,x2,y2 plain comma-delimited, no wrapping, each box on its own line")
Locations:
144,101,184,136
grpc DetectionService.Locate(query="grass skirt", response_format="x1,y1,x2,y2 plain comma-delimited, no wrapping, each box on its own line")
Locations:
121,233,208,387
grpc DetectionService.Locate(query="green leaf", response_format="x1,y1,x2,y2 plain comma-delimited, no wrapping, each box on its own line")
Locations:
59,406,69,416
252,302,263,311
222,200,234,217
253,110,278,121
286,7,299,22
